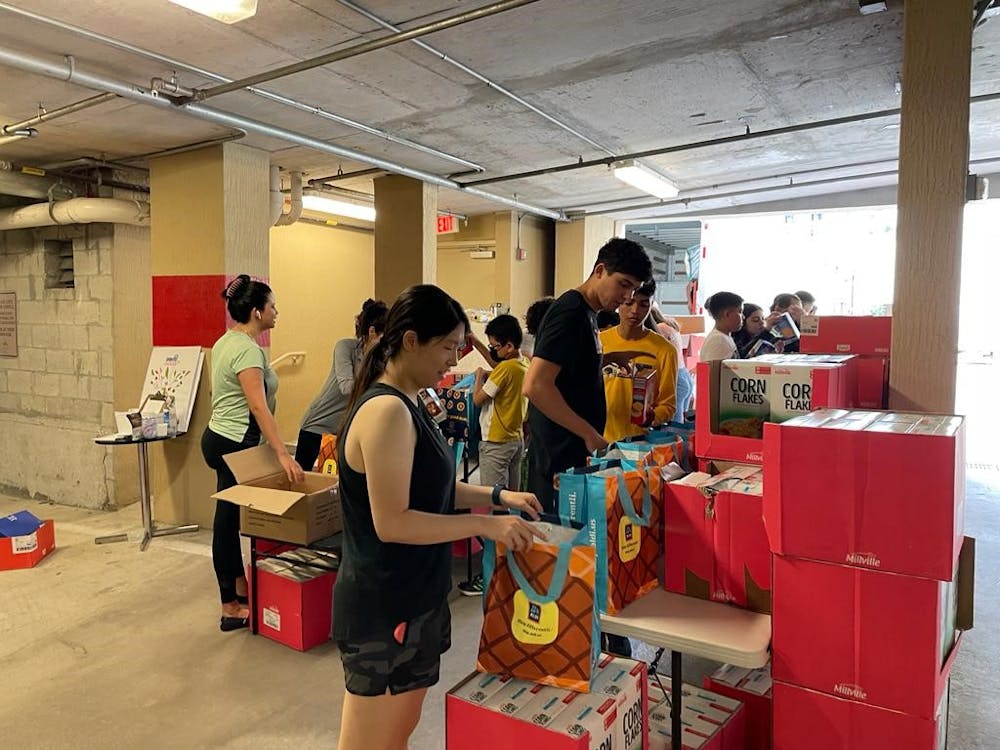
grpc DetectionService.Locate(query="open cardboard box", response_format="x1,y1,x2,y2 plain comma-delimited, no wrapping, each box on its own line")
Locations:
214,445,341,544
664,462,771,613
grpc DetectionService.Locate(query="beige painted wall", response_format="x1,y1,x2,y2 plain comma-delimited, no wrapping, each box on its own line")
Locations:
436,213,497,310
269,222,375,442
374,175,437,300
554,216,615,293
509,214,555,318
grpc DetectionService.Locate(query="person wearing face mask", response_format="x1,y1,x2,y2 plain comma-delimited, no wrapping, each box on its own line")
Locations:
472,314,530,518
294,299,388,472
600,279,678,443
733,303,777,359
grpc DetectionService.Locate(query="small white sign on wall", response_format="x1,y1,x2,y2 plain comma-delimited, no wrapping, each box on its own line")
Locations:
0,291,16,358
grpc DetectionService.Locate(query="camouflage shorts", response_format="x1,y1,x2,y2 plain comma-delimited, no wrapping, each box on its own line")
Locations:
338,601,452,697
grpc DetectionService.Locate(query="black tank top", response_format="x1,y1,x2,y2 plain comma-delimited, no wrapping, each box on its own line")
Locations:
332,383,456,640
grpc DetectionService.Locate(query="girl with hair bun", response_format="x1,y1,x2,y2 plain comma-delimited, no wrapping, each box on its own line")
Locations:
200,274,305,632
333,284,544,750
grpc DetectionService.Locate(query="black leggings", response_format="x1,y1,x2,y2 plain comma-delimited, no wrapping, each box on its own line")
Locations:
201,427,256,604
294,429,324,473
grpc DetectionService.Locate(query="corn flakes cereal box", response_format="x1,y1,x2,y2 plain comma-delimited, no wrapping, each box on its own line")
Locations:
717,361,770,439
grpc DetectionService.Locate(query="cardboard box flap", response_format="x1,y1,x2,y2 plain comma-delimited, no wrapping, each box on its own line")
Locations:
958,536,975,631
222,445,286,484
213,483,305,515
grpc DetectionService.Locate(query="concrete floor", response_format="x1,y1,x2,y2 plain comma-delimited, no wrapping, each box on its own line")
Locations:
3,361,999,750
1,469,997,749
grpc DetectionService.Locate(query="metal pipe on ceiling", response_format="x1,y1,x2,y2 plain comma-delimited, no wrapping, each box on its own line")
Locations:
0,2,483,172
460,91,1000,188
333,0,617,158
194,0,543,101
308,167,384,185
2,92,117,135
0,45,563,221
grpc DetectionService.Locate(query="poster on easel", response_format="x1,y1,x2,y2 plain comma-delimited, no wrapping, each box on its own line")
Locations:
140,347,205,434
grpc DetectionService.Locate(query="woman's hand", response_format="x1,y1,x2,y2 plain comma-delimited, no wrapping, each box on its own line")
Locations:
484,515,547,553
499,490,543,520
279,453,305,484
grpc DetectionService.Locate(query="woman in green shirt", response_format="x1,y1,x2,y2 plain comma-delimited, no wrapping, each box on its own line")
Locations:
200,274,304,632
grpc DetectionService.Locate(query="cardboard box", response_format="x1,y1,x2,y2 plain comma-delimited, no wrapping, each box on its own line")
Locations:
773,680,948,750
854,356,889,409
771,537,974,718
763,409,965,581
451,672,514,707
664,466,771,613
675,315,707,335
247,557,336,651
717,361,771,439
696,361,766,464
768,362,850,423
448,656,648,750
648,681,746,750
703,663,773,750
214,445,341,544
799,315,892,356
0,513,56,570
630,367,658,426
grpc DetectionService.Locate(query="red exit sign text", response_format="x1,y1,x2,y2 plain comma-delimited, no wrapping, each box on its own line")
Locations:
437,214,459,234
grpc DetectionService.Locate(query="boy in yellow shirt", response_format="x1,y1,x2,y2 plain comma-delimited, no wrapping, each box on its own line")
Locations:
473,314,530,495
599,280,678,444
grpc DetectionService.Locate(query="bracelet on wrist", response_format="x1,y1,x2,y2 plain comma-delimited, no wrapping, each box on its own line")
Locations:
491,483,506,507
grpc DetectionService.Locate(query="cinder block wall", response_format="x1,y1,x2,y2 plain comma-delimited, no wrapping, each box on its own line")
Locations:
0,224,121,509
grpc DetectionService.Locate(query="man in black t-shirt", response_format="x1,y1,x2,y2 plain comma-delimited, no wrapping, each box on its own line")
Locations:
523,237,653,513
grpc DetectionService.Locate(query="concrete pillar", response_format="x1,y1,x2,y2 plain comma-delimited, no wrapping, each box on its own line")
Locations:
554,216,616,293
889,0,974,413
142,142,271,526
373,175,437,300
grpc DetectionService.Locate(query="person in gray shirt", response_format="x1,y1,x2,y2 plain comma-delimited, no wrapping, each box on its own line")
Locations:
294,299,388,471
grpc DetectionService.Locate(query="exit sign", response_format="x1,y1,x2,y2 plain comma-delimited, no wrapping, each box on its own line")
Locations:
437,214,459,234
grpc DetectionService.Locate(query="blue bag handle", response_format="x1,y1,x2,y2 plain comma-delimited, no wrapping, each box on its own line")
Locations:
506,519,586,605
611,467,653,528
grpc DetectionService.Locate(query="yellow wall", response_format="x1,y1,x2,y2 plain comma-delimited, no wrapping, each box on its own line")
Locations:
373,175,436,300
510,214,555,317
268,222,375,442
554,216,615,293
436,213,497,310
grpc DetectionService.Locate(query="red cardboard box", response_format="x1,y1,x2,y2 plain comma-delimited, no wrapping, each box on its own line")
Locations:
763,409,965,581
799,315,892,356
853,357,889,409
695,361,765,464
664,465,771,613
771,538,974,719
248,558,336,652
447,656,648,750
686,334,706,372
648,680,747,750
773,681,948,750
704,664,773,750
0,518,56,570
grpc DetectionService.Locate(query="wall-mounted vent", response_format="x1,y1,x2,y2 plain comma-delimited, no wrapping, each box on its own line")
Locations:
44,239,74,289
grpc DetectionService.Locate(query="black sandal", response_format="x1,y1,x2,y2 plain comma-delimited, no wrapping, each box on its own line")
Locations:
220,615,249,632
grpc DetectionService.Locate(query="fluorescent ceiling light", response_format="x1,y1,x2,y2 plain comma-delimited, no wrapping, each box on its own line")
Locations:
168,0,258,24
302,194,376,222
612,159,680,199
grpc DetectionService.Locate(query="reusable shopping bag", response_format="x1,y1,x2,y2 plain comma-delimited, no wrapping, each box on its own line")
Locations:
559,463,663,615
477,517,600,692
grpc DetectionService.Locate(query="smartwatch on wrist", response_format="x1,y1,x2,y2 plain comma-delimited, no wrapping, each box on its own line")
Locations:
491,483,506,508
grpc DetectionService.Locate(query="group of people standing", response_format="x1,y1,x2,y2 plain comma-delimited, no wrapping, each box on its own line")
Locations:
699,289,816,362
198,235,685,748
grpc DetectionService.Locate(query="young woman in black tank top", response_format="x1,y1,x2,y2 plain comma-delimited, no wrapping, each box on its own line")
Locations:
334,285,545,750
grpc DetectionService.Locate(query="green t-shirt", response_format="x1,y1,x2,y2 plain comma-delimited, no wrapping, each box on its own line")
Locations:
208,329,278,443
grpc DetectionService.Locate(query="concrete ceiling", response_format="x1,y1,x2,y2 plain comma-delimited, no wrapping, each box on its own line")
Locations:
0,0,998,219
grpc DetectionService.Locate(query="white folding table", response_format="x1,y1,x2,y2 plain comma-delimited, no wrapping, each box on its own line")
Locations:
600,589,771,750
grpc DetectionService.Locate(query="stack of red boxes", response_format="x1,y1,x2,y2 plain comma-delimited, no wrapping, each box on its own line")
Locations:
798,315,891,408
764,409,975,749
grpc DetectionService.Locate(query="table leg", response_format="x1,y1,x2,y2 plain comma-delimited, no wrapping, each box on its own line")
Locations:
671,650,682,750
250,537,259,635
137,442,153,541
